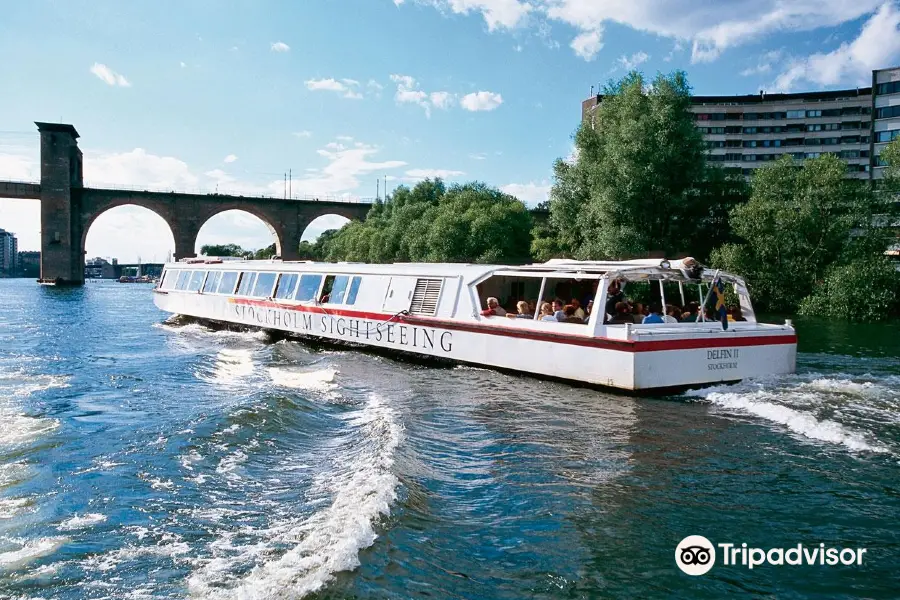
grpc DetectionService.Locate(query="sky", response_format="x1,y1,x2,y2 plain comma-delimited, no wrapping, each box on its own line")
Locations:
1,0,900,262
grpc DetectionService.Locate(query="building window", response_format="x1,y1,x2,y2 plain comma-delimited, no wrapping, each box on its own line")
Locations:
787,110,805,119
806,152,821,159
806,109,822,118
725,139,742,148
861,136,870,143
876,81,900,95
744,113,758,120
875,105,900,119
862,107,872,115
807,124,823,132
724,153,743,161
743,127,757,134
842,121,861,130
822,108,842,117
841,106,861,116
743,140,757,148
725,126,742,134
876,129,900,143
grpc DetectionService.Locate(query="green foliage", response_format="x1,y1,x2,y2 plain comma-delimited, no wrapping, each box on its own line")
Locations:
200,243,245,257
323,179,533,264
882,136,900,190
798,257,900,322
710,154,882,313
546,70,730,260
253,243,277,260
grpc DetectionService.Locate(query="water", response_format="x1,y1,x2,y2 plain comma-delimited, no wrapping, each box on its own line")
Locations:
0,279,898,599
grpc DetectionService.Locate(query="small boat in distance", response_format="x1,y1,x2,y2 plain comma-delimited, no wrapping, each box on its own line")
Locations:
152,257,797,392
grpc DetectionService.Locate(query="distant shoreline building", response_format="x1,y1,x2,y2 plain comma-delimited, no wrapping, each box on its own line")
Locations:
0,228,18,277
582,66,900,180
18,250,40,278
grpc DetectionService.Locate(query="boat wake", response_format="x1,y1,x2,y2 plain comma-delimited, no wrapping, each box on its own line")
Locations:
187,393,403,599
686,372,899,455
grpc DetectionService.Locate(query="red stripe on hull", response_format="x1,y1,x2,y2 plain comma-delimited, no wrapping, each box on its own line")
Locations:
227,297,797,353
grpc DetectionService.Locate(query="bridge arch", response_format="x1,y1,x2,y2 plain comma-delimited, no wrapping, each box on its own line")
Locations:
301,214,351,242
82,203,175,265
195,208,283,258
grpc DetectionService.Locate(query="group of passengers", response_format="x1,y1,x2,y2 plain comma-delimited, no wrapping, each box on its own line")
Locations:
479,280,747,325
604,280,746,325
481,297,593,324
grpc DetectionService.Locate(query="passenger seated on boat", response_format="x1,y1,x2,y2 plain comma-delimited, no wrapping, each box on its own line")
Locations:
631,303,646,324
562,305,584,324
585,300,594,322
642,303,665,324
730,306,747,322
570,299,586,320
605,280,625,315
539,302,556,321
480,297,507,317
507,300,533,319
608,302,634,325
664,304,681,323
681,302,700,322
552,299,566,321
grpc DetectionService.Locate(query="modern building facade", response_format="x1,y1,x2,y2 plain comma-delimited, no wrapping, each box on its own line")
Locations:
0,228,18,276
582,66,900,180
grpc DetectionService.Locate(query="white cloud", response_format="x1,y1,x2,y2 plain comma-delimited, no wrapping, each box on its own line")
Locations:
571,28,604,60
430,91,456,109
223,154,237,163
270,41,290,52
618,50,649,70
500,181,550,206
90,63,130,87
301,214,351,242
292,130,312,138
469,152,488,160
83,148,199,189
460,91,503,111
305,78,363,99
771,3,900,91
404,168,465,181
400,0,887,63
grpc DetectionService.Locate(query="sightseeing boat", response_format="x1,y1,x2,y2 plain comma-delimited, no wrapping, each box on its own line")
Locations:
152,257,797,392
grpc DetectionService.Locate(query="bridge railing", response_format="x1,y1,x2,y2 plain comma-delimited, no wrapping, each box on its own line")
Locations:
83,183,376,203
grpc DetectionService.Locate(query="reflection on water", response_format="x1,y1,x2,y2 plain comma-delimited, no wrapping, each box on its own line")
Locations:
0,279,897,599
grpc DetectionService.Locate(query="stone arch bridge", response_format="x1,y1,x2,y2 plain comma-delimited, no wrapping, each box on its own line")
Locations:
0,123,372,284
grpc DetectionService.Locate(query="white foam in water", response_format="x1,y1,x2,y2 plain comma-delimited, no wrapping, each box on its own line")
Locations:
212,349,255,383
689,382,889,453
188,393,403,599
267,367,338,393
0,497,33,520
58,513,107,531
0,537,69,571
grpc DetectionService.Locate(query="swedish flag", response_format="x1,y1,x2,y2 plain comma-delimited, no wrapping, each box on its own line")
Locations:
712,278,728,330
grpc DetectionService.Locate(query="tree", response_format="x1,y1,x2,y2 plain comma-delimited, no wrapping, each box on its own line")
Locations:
710,154,883,313
200,243,245,257
253,243,277,260
546,70,717,260
798,257,900,322
322,179,533,264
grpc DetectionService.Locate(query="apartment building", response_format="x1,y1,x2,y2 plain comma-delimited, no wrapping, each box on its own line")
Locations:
581,66,900,180
0,228,18,276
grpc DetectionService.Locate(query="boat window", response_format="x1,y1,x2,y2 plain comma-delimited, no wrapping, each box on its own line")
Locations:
175,270,191,291
324,275,351,304
345,276,362,305
477,274,595,323
295,274,322,302
160,269,177,290
275,273,299,299
187,270,206,292
236,272,256,296
217,271,239,295
252,272,277,298
410,278,442,315
202,271,222,293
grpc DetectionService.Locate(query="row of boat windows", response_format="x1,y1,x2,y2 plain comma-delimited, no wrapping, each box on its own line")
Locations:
161,269,363,305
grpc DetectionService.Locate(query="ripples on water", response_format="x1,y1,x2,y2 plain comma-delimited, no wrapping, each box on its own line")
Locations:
0,280,898,598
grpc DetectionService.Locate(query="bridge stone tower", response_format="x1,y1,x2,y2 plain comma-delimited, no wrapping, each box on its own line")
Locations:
37,122,85,284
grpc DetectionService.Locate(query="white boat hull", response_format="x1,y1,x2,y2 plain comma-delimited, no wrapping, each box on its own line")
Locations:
154,290,796,392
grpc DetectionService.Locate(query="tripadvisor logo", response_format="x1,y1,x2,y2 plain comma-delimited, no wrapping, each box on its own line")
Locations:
675,536,868,576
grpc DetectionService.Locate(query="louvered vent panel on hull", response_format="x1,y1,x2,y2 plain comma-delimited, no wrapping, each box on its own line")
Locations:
409,278,442,316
